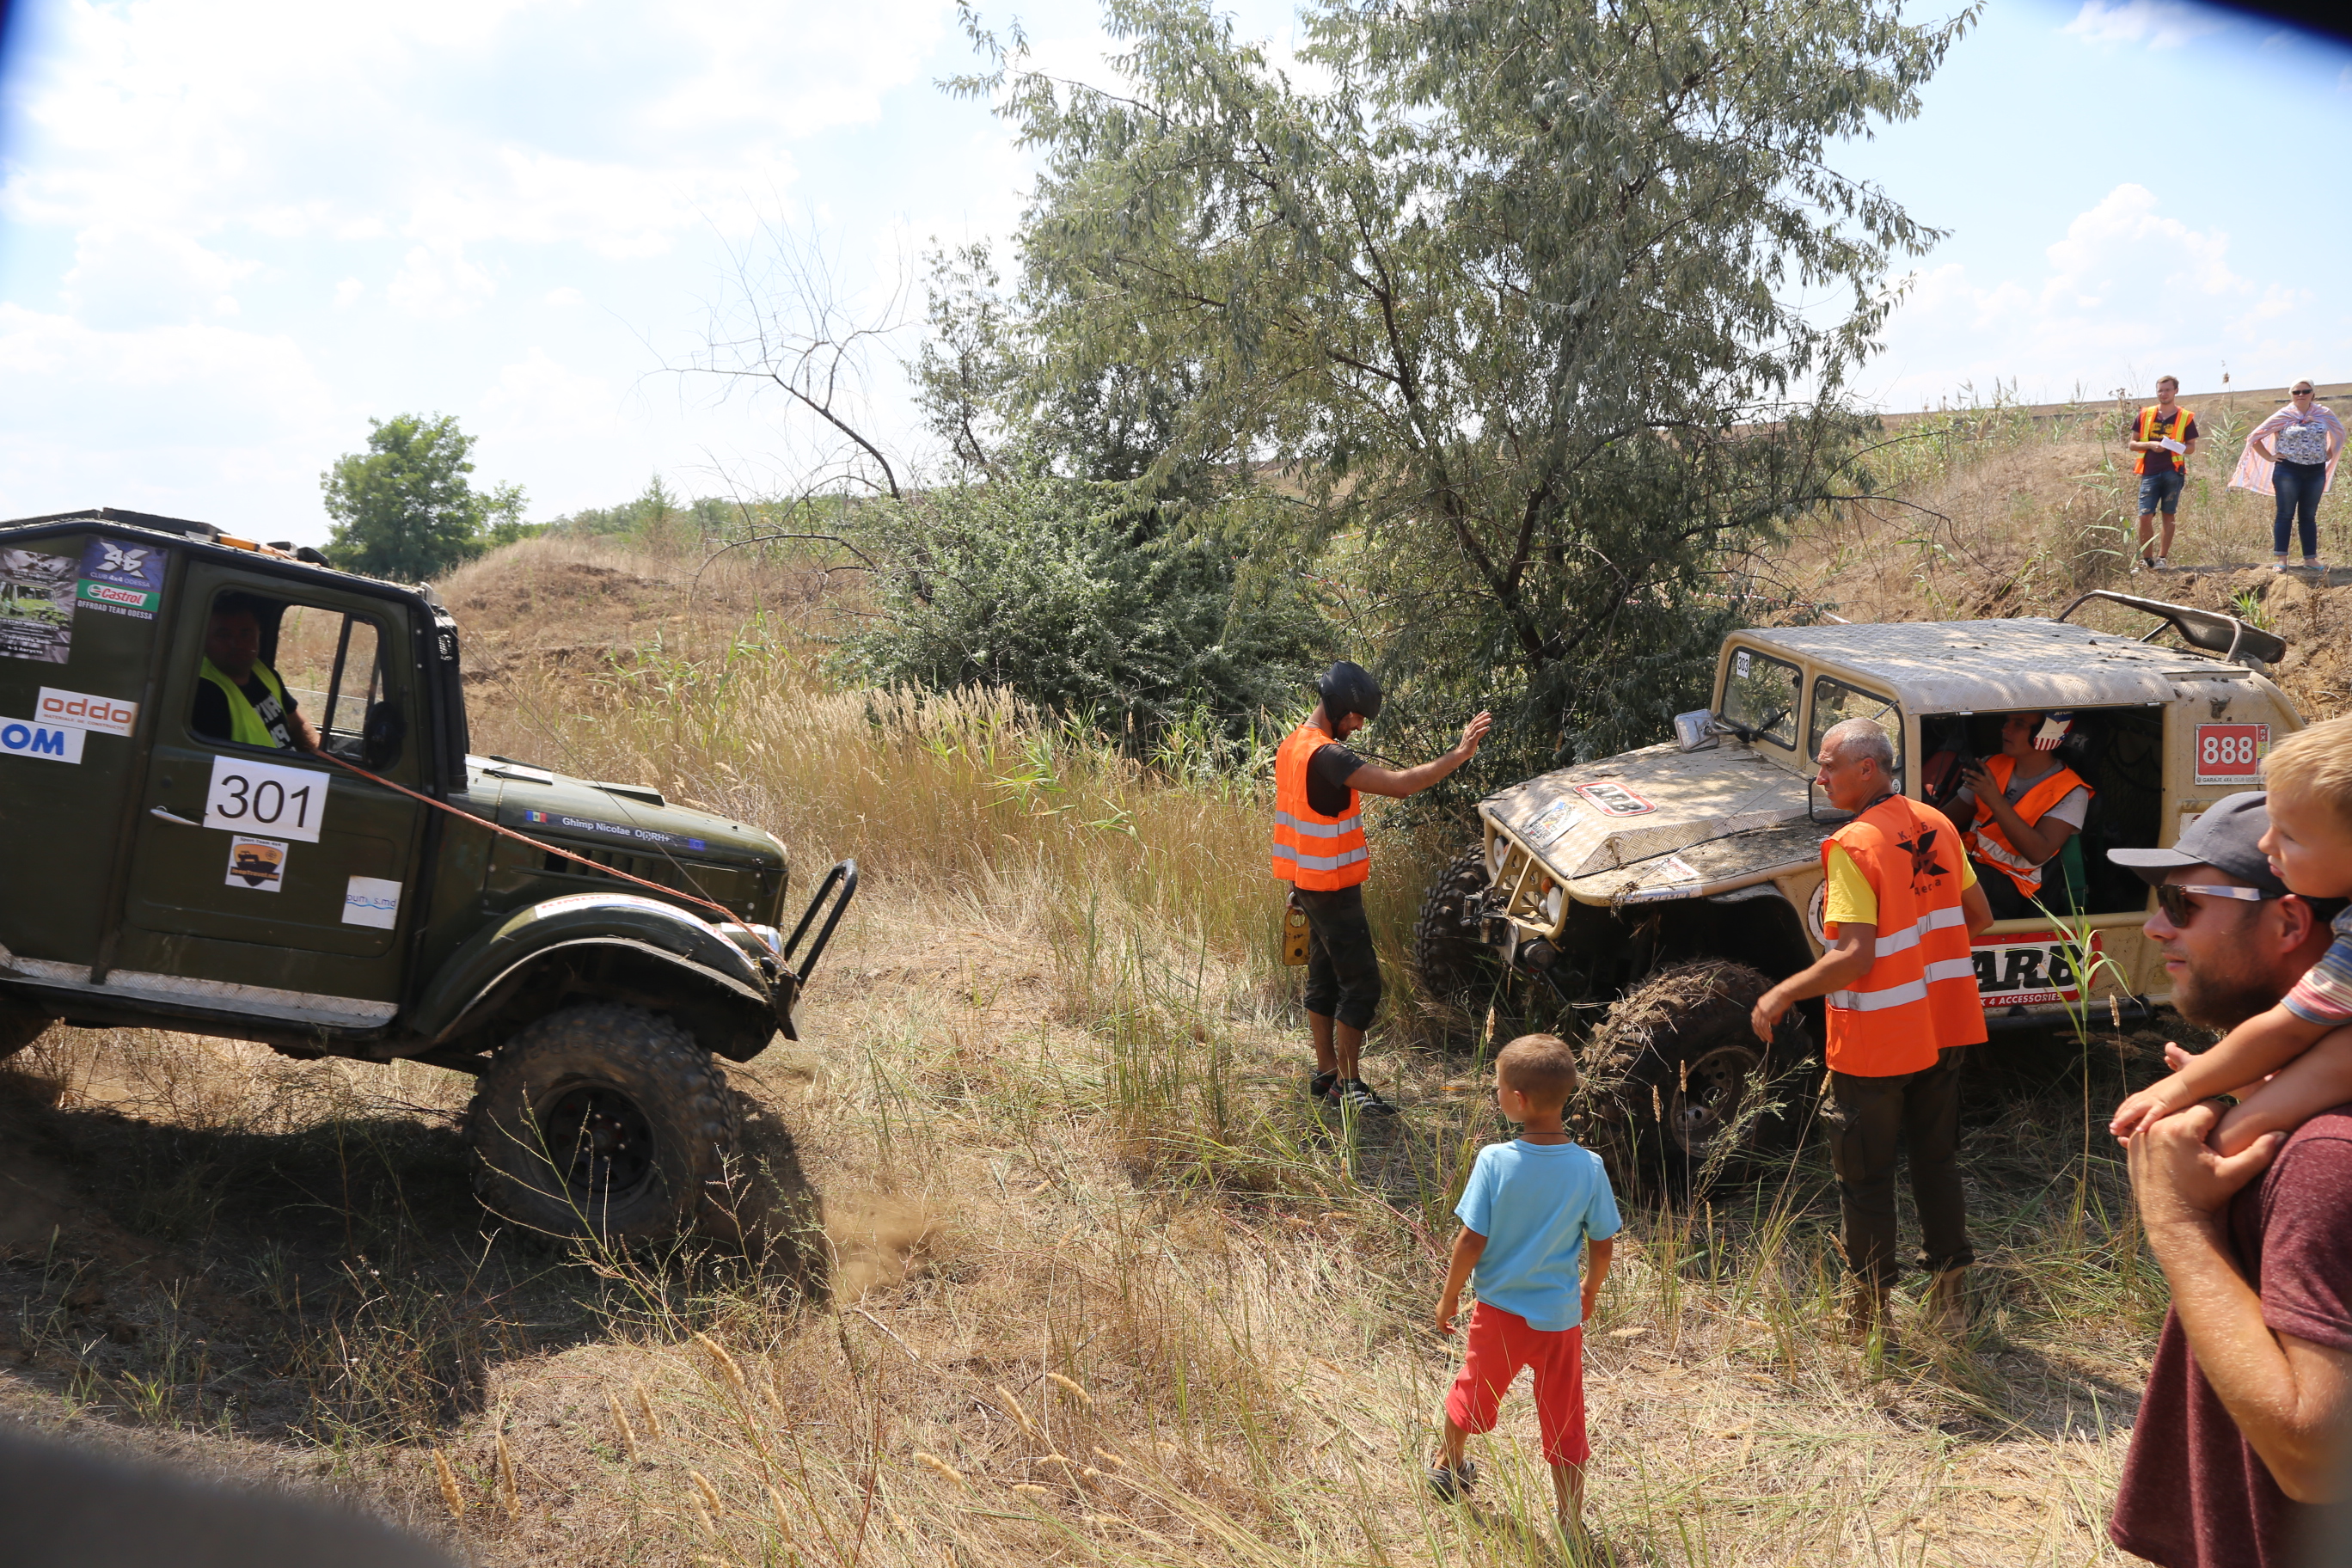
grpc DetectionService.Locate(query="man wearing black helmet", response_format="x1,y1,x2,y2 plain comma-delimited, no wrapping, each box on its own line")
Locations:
1273,661,1492,1113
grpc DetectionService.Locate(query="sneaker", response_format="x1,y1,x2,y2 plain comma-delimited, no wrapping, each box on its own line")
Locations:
2129,555,2143,574
1427,1459,1479,1502
1330,1079,1398,1116
2153,556,2170,571
1308,1069,1338,1100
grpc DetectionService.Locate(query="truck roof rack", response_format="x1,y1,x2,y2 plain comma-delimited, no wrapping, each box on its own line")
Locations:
2055,588,2287,668
2,506,224,541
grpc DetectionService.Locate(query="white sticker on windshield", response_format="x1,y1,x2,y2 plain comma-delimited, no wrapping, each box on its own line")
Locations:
204,753,326,842
342,876,401,928
1733,650,1752,678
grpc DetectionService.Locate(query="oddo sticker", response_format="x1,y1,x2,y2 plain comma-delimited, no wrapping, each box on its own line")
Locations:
36,687,138,738
76,537,167,622
225,836,287,891
203,753,326,842
0,548,77,664
342,877,401,929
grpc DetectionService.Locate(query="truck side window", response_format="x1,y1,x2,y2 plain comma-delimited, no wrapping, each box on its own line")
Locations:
191,591,389,763
278,603,388,763
1810,677,1903,791
1719,646,1800,750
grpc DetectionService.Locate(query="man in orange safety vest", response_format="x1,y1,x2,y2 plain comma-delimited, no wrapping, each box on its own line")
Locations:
1273,662,1491,1115
1752,717,1994,1338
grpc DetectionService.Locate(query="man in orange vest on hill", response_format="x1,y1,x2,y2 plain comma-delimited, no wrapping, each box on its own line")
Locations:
1273,662,1491,1115
1752,718,1994,1337
1951,710,2095,920
2126,374,2199,572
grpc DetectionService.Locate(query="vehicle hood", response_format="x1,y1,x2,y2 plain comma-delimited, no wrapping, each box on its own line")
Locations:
468,756,782,870
1479,740,1827,895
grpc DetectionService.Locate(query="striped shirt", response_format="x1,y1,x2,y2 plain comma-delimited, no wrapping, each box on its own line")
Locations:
2283,908,2352,1026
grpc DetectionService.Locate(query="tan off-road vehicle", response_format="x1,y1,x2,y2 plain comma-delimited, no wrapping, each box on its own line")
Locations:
1414,591,2300,1179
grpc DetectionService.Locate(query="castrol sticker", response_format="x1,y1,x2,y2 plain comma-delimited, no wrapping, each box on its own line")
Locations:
2194,723,2268,787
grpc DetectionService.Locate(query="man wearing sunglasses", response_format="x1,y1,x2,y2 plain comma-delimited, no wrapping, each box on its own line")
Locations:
2106,793,2352,1568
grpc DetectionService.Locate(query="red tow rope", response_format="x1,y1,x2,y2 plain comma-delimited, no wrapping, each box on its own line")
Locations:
310,749,749,930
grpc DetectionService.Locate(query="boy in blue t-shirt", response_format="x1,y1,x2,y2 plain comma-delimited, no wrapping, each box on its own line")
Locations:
1431,1032,1621,1534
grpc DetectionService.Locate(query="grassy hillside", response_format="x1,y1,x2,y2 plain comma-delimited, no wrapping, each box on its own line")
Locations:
1785,395,2352,716
1,460,2324,1565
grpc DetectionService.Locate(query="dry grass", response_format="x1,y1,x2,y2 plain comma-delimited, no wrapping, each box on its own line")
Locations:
0,523,2213,1565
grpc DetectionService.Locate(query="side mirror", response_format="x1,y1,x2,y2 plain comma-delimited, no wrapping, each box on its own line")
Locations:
362,701,407,770
1673,709,1720,752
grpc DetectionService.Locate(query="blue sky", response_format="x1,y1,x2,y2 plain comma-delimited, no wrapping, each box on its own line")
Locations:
1,0,2347,547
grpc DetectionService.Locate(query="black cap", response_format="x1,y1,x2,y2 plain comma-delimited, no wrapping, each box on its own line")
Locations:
2108,791,2289,897
1316,661,1382,722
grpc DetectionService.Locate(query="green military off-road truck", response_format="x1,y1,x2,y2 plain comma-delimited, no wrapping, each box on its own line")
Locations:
0,508,855,1243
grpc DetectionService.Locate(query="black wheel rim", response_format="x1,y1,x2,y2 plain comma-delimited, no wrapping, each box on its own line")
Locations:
1668,1044,1761,1156
536,1082,658,1206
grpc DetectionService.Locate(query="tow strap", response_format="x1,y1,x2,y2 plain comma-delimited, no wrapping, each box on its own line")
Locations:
310,749,751,934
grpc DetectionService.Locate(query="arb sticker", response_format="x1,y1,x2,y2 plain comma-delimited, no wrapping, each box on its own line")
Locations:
2194,723,2268,787
37,687,138,737
203,754,325,842
0,719,86,763
224,836,287,891
1574,781,1655,818
343,877,401,929
1973,930,2102,1008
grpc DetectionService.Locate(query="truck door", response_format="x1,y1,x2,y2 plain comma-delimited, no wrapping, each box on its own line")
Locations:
108,567,431,1026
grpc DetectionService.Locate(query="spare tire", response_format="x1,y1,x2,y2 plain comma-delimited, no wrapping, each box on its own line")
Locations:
1574,959,1814,1192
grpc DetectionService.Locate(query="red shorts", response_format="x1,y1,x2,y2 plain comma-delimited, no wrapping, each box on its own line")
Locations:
1443,1303,1589,1467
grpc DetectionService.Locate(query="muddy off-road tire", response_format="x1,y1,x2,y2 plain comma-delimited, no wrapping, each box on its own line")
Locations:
1413,843,1505,1019
0,996,52,1064
1574,959,1813,1191
466,1004,739,1245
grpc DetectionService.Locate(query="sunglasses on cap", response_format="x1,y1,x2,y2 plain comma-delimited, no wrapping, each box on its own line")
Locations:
2155,882,2272,926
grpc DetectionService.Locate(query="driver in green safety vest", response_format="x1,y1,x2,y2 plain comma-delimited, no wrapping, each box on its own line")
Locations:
193,597,320,753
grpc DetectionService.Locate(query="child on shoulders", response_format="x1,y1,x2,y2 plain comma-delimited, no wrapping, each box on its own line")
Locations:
2112,716,2352,1152
1430,1032,1620,1540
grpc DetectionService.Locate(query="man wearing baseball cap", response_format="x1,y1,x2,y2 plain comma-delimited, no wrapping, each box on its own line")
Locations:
1271,662,1491,1114
2105,793,2352,1567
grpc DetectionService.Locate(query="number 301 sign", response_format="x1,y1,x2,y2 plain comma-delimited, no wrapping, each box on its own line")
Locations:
2194,723,2269,787
204,754,326,842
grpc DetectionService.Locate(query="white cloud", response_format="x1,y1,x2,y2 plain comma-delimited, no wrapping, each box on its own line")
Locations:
386,240,498,318
2061,1,2228,51
1860,184,2346,410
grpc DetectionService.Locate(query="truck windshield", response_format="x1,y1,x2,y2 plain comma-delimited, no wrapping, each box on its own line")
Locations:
1718,646,1799,749
1810,677,1904,790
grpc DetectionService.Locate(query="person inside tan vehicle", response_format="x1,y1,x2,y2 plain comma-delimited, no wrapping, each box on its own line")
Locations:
193,595,320,753
1945,710,2093,919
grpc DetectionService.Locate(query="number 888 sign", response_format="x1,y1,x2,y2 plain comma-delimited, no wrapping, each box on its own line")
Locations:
2194,723,2269,787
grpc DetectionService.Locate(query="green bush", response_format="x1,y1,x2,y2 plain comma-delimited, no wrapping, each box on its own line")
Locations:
836,473,1330,739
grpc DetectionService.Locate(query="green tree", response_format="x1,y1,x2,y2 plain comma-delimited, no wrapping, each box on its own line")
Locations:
958,0,1968,774
839,471,1332,738
321,414,524,580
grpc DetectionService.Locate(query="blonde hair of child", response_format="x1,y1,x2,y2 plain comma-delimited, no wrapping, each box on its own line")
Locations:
2264,715,2352,833
1497,1033,1580,1112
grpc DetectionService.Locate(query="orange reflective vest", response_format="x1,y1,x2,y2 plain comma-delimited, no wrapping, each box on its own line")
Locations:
1271,722,1369,891
1822,794,1987,1075
1963,754,2090,899
2133,404,2196,475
